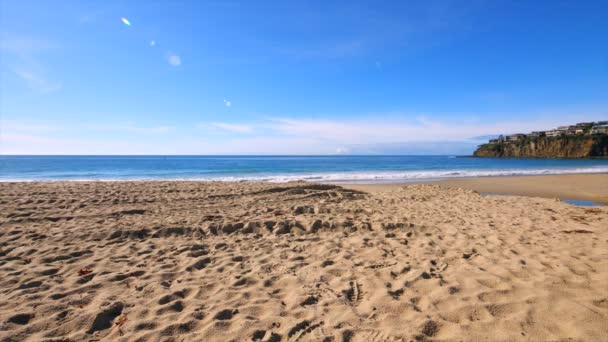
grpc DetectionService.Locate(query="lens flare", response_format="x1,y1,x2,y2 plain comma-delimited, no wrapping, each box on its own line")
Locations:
121,17,131,26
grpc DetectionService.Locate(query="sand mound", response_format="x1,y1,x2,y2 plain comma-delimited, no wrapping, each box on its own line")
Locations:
0,181,606,341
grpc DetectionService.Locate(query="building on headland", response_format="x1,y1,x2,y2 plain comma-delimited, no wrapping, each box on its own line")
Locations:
591,124,608,134
566,127,578,135
482,120,607,144
506,134,526,142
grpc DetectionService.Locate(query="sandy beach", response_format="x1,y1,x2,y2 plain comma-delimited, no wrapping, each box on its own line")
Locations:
1,178,607,341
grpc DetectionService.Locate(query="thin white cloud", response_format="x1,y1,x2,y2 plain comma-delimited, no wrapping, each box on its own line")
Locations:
0,121,173,154
1,34,61,94
262,113,608,144
199,111,608,148
14,70,62,94
113,126,171,134
82,124,172,134
0,134,173,155
3,110,606,154
1,120,171,135
1,133,62,144
167,53,181,66
0,120,62,132
207,122,254,133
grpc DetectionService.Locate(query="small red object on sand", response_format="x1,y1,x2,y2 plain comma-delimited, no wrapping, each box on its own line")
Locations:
78,268,93,276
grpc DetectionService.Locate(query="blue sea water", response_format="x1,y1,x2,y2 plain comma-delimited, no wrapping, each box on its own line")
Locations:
0,155,607,182
0,156,608,182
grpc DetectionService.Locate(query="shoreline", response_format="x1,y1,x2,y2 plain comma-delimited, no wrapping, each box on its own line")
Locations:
1,170,607,182
1,173,606,204
342,173,608,205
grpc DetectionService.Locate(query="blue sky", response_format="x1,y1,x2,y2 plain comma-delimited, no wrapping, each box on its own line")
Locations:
1,0,607,154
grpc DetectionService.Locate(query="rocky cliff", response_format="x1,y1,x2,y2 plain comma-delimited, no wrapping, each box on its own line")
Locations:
473,135,608,158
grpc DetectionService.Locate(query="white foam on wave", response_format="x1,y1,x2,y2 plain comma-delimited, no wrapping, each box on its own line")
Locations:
208,167,608,183
2,166,607,183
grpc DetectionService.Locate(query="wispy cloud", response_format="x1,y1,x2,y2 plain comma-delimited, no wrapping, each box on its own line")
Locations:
1,34,62,94
1,133,63,145
1,119,171,135
3,110,606,155
264,117,436,143
0,119,175,154
14,70,62,93
0,120,63,132
82,124,172,134
203,122,254,133
237,111,608,148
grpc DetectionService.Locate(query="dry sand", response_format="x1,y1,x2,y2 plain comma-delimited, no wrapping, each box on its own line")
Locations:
0,181,607,341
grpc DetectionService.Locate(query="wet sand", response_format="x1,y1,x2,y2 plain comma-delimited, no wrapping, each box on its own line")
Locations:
344,173,608,205
0,180,607,341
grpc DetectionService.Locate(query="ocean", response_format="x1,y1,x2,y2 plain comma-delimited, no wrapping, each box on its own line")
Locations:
1,155,607,182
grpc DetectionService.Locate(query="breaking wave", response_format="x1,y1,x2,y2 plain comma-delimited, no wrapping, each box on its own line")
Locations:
208,167,608,183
